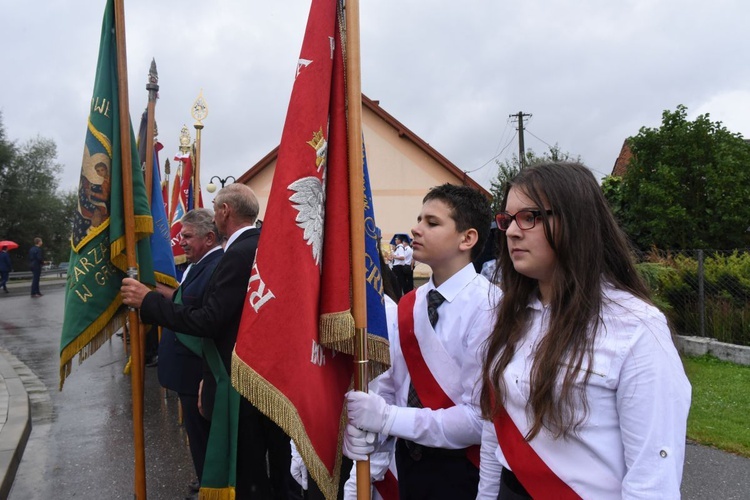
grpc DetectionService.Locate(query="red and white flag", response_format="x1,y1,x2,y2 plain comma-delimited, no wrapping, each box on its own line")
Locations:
231,1,364,498
169,154,193,265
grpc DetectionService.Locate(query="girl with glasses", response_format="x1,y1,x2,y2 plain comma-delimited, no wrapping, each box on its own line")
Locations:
477,162,691,499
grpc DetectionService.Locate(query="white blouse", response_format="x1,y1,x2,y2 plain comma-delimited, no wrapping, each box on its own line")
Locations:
478,284,692,499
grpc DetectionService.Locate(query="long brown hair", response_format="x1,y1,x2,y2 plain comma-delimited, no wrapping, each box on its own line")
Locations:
480,162,650,439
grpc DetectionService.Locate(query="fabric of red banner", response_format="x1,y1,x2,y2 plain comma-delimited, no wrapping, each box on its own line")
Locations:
231,1,355,498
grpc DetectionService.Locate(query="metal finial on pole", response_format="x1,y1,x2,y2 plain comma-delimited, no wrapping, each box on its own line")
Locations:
191,90,208,208
144,59,159,206
178,125,192,156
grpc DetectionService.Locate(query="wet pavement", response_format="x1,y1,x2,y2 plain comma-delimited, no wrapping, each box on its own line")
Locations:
1,278,750,498
0,280,194,499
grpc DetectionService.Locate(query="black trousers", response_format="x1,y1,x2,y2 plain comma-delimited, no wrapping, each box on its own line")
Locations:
498,467,532,499
300,456,353,500
30,268,41,295
395,439,478,500
179,393,211,482
393,265,413,294
235,401,293,499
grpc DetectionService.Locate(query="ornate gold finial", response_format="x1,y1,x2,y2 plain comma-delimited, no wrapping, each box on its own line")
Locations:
164,158,171,175
179,125,192,155
191,89,208,125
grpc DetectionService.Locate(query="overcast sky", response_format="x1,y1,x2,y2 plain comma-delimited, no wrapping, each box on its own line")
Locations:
2,0,750,201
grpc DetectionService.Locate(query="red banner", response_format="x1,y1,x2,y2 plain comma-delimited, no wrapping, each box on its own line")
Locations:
169,155,193,264
231,1,355,498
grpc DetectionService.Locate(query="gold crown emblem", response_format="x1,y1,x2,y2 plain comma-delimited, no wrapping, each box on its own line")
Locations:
307,129,325,151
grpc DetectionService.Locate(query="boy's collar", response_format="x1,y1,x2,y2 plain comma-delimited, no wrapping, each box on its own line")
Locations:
428,263,477,303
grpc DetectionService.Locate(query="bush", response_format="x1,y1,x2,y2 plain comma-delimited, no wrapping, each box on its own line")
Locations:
639,250,750,346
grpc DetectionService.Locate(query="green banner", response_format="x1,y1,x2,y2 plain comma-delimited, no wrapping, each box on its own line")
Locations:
60,0,155,389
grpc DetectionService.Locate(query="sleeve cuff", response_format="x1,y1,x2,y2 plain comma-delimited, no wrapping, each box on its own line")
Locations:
383,405,419,439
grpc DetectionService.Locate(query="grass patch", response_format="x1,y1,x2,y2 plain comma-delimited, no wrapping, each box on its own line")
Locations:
683,354,750,457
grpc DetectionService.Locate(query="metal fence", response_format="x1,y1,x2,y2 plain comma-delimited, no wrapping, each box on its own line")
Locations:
636,248,750,346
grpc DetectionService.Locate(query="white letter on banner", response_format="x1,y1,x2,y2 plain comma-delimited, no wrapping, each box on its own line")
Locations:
310,340,326,366
247,262,275,312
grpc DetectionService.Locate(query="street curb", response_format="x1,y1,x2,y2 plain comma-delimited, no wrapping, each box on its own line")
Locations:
0,352,31,499
676,335,750,366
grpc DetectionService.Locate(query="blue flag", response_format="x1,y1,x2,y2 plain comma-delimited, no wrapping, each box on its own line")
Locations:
137,110,178,288
363,142,390,368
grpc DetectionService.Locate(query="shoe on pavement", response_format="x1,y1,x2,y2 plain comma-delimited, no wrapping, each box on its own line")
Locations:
145,356,159,368
188,480,200,493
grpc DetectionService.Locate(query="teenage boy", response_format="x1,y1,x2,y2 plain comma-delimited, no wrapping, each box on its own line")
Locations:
343,183,497,499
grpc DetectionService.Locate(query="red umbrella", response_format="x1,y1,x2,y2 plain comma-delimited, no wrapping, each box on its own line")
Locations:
0,240,19,250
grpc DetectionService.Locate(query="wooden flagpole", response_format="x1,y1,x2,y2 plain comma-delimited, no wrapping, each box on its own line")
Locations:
113,1,148,497
343,0,372,495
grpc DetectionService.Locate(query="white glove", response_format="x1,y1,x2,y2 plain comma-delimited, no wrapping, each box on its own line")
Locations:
346,390,395,434
342,423,376,462
290,440,308,490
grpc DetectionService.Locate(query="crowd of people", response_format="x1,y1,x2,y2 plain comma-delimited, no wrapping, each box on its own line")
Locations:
120,162,691,499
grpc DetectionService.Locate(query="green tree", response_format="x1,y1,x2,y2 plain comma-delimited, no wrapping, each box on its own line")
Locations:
0,114,73,270
603,105,750,250
489,144,580,213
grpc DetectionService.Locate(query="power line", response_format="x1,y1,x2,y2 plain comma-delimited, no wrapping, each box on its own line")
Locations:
524,127,554,150
463,130,517,174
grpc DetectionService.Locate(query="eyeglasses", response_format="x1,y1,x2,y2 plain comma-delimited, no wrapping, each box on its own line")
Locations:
495,209,554,231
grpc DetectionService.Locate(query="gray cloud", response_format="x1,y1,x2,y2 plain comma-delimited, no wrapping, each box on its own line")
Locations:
2,0,749,196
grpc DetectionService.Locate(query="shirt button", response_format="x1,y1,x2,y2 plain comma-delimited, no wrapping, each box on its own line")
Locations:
660,450,668,458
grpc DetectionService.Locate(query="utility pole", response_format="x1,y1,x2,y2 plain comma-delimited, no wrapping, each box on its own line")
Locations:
509,111,532,168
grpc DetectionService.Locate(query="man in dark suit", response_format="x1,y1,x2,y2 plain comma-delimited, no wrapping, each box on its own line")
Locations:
29,237,44,297
154,208,223,496
121,183,291,499
0,246,12,293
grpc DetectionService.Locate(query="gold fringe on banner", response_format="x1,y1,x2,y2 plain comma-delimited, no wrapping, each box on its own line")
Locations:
232,351,347,500
110,215,154,273
319,310,355,348
319,310,391,378
154,271,179,289
59,302,125,390
198,486,235,500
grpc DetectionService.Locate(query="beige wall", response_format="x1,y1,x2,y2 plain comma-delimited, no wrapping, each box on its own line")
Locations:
241,104,479,277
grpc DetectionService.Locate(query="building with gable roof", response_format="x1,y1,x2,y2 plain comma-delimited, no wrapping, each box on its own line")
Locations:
236,94,490,274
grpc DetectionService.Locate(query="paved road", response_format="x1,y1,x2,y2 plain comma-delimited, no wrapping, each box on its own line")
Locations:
0,281,195,499
1,279,750,498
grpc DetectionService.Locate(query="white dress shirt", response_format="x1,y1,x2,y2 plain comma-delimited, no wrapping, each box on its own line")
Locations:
374,263,498,449
224,224,255,250
477,284,692,499
392,245,406,266
403,245,413,266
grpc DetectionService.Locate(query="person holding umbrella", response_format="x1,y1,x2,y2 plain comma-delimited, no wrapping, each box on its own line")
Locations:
0,243,13,293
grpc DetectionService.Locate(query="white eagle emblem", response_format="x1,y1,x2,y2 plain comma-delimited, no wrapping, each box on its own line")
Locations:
289,176,325,266
289,129,328,267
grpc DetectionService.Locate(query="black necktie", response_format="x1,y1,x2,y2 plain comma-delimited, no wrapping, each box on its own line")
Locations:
427,289,445,328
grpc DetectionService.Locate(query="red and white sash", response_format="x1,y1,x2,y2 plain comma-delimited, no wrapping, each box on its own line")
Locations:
493,405,582,499
397,290,480,467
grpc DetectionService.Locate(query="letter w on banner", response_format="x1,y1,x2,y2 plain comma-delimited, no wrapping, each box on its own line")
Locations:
60,0,154,389
232,0,389,498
